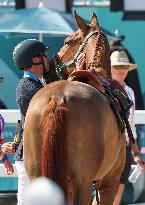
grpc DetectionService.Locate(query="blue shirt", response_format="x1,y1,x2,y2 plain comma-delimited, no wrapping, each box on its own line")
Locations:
23,71,40,82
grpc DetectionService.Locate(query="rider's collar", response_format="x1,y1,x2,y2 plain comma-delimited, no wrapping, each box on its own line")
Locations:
23,71,39,82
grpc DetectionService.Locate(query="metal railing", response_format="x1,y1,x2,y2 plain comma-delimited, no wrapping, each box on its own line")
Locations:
1,109,145,124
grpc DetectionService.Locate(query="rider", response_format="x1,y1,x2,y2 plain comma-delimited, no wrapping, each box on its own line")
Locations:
12,39,50,205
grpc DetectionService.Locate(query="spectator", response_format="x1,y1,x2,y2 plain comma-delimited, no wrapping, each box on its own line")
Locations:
110,50,145,205
0,95,14,175
109,33,144,110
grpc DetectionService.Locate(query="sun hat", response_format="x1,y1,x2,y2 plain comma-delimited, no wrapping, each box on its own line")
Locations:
110,50,137,71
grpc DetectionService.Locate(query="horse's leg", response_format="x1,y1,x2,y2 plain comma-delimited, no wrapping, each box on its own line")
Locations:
98,135,126,205
70,181,91,205
81,186,92,205
69,182,83,205
98,181,119,205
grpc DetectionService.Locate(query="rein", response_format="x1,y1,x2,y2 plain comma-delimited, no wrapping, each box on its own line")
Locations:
54,30,98,79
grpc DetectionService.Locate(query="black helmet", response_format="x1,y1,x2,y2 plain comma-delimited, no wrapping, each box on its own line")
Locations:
13,39,47,69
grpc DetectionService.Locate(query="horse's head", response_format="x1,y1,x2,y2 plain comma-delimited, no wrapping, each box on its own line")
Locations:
53,11,111,80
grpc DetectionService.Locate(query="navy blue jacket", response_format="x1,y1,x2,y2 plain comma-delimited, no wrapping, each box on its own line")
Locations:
15,76,43,161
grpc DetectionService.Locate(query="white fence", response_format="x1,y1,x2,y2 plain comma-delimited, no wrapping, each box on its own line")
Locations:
0,109,145,177
1,109,145,124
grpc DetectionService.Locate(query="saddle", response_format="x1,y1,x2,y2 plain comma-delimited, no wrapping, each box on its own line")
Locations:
68,70,105,93
68,69,135,144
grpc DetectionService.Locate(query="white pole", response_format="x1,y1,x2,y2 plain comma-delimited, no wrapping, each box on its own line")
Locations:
39,33,43,42
38,1,44,43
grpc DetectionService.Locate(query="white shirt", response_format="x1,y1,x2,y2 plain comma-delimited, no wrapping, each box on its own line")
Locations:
124,83,137,142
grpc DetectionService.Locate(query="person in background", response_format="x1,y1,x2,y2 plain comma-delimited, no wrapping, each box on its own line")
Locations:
11,39,50,205
0,77,7,109
110,50,145,205
0,77,7,108
0,96,14,175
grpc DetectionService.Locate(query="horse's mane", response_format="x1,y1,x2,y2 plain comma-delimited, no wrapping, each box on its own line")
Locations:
95,33,110,76
87,24,111,77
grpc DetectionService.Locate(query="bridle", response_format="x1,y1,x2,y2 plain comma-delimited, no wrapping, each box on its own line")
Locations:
54,30,99,79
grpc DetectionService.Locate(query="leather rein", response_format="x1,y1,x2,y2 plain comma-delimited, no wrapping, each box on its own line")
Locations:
53,30,98,79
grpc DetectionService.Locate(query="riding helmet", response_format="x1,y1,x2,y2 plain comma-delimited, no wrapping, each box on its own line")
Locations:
13,39,48,69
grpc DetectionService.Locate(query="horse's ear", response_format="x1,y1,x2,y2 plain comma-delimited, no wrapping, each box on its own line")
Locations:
90,12,100,31
74,10,88,33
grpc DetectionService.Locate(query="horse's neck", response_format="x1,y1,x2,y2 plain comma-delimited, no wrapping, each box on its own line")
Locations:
87,61,111,79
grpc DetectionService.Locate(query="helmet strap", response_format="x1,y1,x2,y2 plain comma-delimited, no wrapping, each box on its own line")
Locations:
40,55,47,76
32,55,47,76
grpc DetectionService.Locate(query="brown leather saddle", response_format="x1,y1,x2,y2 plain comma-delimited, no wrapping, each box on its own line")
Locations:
68,69,135,144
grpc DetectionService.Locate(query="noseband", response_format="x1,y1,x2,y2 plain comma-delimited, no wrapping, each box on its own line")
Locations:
54,30,98,79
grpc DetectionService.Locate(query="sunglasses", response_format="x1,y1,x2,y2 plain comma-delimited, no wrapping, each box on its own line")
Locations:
33,51,48,58
113,65,129,70
40,51,48,57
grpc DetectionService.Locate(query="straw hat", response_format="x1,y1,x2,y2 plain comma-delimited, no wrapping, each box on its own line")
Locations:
110,50,137,71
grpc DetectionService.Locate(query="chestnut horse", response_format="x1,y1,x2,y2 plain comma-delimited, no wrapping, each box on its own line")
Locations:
24,12,126,205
